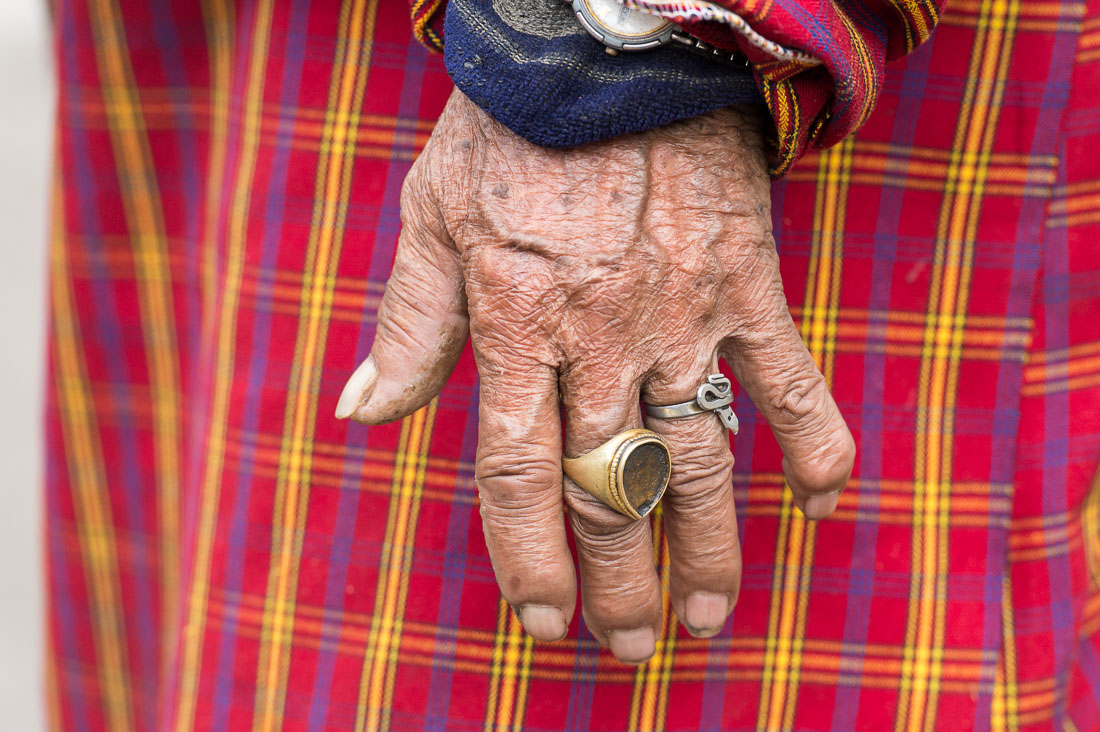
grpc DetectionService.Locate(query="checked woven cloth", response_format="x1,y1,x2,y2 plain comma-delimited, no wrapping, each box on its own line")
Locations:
45,0,1100,729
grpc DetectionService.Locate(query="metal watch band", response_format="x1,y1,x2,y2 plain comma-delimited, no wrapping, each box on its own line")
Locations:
669,30,750,68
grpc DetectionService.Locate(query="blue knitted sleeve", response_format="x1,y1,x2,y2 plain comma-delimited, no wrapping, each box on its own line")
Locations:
443,0,763,148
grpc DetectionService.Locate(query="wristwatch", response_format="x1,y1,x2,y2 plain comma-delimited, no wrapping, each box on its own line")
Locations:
568,0,747,65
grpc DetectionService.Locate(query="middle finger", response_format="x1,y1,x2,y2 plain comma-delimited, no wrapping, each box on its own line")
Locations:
560,364,663,665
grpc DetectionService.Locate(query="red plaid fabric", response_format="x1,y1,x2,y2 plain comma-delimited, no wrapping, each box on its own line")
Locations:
46,0,1100,730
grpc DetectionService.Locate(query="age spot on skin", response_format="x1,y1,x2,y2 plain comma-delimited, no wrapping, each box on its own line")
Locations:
694,273,716,290
492,182,510,198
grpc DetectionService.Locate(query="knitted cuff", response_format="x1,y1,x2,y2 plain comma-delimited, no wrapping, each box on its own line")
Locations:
443,0,762,149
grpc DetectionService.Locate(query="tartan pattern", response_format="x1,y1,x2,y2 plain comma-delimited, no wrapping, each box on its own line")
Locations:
410,0,445,51
46,0,1100,731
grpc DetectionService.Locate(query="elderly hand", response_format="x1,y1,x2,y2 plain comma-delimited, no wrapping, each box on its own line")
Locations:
335,90,854,664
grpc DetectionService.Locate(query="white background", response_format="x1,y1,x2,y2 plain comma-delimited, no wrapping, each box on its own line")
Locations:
0,0,54,729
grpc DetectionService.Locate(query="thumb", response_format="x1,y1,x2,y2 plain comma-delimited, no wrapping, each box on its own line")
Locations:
335,172,468,424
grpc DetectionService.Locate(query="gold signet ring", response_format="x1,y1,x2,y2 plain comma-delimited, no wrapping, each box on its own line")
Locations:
561,429,672,520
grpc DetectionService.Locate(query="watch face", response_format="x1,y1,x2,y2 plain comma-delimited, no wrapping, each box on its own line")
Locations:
575,0,673,45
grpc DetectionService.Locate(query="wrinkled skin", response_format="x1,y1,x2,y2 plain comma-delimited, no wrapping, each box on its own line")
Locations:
336,90,855,665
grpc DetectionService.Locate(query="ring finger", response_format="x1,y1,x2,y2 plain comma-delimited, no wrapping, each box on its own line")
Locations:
643,357,741,638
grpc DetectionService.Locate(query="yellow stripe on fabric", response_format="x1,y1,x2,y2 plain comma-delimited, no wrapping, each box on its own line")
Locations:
197,13,232,345
991,574,1019,732
375,403,440,732
1084,466,1100,590
895,2,1019,730
355,402,438,732
86,0,183,681
366,416,417,726
766,80,801,176
510,625,536,732
651,534,677,732
480,597,535,732
481,597,512,732
628,510,675,732
173,0,269,729
755,137,853,732
49,181,135,732
830,10,877,130
253,1,379,728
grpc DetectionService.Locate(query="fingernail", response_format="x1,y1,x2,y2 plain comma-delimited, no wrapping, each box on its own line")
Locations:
335,357,378,420
801,489,841,520
608,627,656,665
684,592,729,637
518,606,567,641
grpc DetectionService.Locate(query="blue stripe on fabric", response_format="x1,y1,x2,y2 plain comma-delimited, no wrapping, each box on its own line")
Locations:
1031,26,1087,715
306,32,427,732
46,478,91,731
423,372,479,732
1041,151,1076,727
971,19,1077,732
563,619,599,731
145,0,203,362
769,0,855,123
833,0,888,49
1073,634,1100,722
60,2,159,720
207,0,314,726
171,18,258,697
829,38,932,732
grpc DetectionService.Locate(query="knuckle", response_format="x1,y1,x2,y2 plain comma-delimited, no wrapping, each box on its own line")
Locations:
476,454,560,507
765,370,830,424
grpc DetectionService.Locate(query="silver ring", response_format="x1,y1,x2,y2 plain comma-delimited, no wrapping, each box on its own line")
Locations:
645,374,739,433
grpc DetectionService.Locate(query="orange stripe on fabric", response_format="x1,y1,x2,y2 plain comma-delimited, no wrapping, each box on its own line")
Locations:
49,177,135,731
86,0,183,686
205,585,1020,678
756,136,853,731
991,574,1020,732
1083,467,1100,590
172,0,267,728
481,599,509,732
481,598,535,732
252,0,379,729
895,0,1019,729
355,402,438,732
